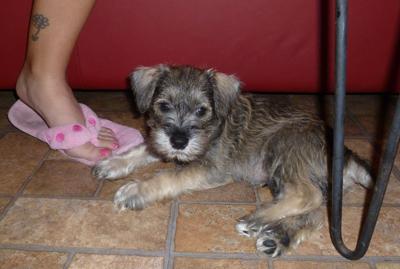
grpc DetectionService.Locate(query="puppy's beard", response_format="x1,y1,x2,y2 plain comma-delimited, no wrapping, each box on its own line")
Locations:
152,129,205,162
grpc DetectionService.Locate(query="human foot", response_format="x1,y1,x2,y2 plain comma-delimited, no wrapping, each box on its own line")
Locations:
15,68,118,162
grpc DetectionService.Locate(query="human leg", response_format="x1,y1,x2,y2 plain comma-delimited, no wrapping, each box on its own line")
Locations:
16,0,117,162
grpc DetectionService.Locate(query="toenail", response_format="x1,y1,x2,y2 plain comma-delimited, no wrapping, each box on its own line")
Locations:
88,118,96,126
55,133,65,142
72,124,82,132
100,148,111,157
112,143,119,149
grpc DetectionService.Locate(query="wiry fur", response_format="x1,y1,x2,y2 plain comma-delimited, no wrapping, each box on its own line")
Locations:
92,65,372,257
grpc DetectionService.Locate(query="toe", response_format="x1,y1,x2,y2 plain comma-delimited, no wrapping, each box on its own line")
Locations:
262,239,277,248
256,237,279,257
65,143,111,162
97,127,119,150
96,139,119,150
99,127,116,138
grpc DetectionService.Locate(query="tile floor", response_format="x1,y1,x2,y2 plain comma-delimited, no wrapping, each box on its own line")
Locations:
0,90,399,269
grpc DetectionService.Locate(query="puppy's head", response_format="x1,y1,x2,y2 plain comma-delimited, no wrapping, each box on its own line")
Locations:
130,64,240,162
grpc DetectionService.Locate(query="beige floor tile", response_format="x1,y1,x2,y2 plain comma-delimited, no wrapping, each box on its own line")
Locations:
290,207,400,256
173,257,267,269
258,174,400,207
0,91,17,109
0,198,170,250
0,133,48,194
69,254,163,269
326,115,365,137
180,182,256,203
0,198,10,213
345,138,375,161
344,174,400,205
347,121,399,172
347,95,394,117
357,115,393,139
24,160,98,197
0,109,15,133
376,263,400,269
290,94,334,116
344,138,381,171
99,161,175,200
96,111,146,134
343,138,400,204
75,91,133,112
175,204,256,253
45,150,70,161
257,186,274,203
0,249,67,269
273,261,370,269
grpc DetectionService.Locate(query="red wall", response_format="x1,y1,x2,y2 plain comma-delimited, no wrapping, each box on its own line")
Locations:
1,0,399,92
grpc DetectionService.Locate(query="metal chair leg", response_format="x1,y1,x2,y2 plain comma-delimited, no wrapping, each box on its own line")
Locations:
330,0,400,260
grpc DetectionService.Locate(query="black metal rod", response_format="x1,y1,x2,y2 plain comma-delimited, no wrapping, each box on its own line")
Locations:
330,0,400,260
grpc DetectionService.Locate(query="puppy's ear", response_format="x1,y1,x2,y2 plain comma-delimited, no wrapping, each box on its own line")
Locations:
130,64,169,113
210,70,241,118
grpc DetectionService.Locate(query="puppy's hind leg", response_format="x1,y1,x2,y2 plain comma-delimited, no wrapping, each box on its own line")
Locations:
255,209,323,257
92,144,159,180
236,180,323,239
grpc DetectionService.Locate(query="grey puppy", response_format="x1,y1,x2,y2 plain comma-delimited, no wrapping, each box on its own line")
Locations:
93,65,371,257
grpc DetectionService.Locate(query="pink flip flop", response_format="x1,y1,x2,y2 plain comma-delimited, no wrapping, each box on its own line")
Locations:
8,100,144,166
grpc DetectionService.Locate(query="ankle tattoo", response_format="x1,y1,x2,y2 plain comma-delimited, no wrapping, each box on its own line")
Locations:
31,14,50,41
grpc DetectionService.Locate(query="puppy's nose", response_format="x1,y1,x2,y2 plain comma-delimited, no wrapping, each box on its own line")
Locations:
170,130,189,150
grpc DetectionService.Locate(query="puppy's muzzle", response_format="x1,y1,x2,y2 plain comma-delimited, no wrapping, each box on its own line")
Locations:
170,129,189,150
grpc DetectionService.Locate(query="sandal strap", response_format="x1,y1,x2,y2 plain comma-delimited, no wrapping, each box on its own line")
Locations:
39,123,94,150
38,104,101,150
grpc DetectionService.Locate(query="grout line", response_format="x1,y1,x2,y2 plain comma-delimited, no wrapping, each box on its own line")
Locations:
348,108,400,184
0,150,50,222
165,200,179,269
20,194,108,200
172,252,400,263
13,194,261,207
179,200,256,206
254,186,261,209
392,166,400,182
342,202,400,208
268,258,274,269
0,243,165,257
344,110,400,190
271,255,400,263
173,251,265,260
62,252,75,269
93,179,105,198
15,150,51,196
2,240,400,263
347,110,371,139
0,194,14,199
369,259,378,269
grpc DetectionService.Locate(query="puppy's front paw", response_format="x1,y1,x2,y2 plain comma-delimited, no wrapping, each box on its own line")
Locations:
235,215,264,238
114,181,147,210
92,157,128,180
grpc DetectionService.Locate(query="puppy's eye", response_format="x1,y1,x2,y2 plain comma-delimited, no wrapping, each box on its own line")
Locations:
163,123,173,129
158,102,171,112
195,106,207,117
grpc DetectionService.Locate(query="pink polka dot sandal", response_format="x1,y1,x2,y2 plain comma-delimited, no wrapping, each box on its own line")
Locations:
8,100,144,166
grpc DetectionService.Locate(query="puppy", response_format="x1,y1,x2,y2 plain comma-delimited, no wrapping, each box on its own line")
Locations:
92,65,371,257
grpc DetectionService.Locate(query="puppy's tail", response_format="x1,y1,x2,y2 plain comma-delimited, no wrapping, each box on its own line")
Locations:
343,149,373,189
